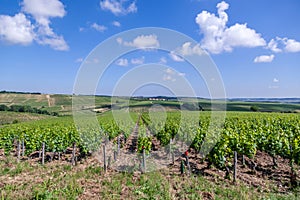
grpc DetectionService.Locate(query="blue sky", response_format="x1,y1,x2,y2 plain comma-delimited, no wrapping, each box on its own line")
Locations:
0,0,299,98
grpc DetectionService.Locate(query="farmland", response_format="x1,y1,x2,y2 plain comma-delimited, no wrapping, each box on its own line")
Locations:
1,92,300,115
0,99,299,199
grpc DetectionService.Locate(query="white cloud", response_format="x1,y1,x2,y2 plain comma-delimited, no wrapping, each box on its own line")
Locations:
116,58,128,66
159,57,167,64
91,23,107,32
36,35,68,51
121,34,160,49
169,52,184,62
116,37,123,44
284,39,300,52
163,74,176,82
273,78,279,83
100,0,137,16
178,72,185,77
267,38,282,53
174,42,205,57
21,0,69,51
0,13,35,45
0,0,68,50
268,85,279,89
79,27,85,32
164,68,185,76
131,56,144,65
86,58,100,64
163,68,185,81
195,1,265,54
21,0,66,22
254,54,274,63
165,68,174,74
75,58,83,63
112,21,121,27
267,37,300,53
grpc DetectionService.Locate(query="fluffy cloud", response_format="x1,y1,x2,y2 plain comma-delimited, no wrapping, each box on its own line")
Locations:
0,13,34,45
131,56,144,65
169,42,205,62
195,1,265,54
273,78,279,83
176,42,205,56
91,23,107,32
116,58,128,66
22,0,69,51
169,52,184,62
21,0,66,23
267,38,282,53
36,35,68,51
119,34,160,49
100,0,137,16
159,57,167,64
163,68,185,82
285,39,300,52
0,0,68,50
254,54,274,63
268,37,300,53
112,21,121,27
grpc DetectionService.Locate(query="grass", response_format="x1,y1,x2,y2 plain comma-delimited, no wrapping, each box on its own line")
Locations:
0,111,52,125
0,156,298,200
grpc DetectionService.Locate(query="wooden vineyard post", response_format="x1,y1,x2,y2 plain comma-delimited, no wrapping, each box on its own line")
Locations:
185,150,191,175
17,140,21,162
251,159,257,174
172,151,175,165
117,136,120,156
180,160,185,175
234,151,237,182
107,156,111,169
42,142,45,165
114,150,117,161
142,147,146,173
289,145,297,187
242,155,245,166
22,139,25,157
169,138,172,159
103,145,107,173
272,155,278,168
72,143,76,166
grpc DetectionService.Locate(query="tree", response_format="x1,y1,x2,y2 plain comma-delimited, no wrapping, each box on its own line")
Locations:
0,104,9,111
250,105,259,112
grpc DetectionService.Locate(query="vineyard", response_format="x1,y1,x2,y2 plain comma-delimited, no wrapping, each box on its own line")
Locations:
0,110,299,198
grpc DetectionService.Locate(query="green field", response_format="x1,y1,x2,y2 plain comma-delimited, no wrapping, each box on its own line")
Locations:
0,92,299,199
0,111,53,125
0,109,299,199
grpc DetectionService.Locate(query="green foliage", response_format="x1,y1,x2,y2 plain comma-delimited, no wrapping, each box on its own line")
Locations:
137,124,152,153
0,110,299,171
0,111,138,156
250,105,259,112
143,111,300,168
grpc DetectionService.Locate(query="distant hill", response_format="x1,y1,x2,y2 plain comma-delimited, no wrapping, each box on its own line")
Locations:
229,98,300,104
0,92,300,114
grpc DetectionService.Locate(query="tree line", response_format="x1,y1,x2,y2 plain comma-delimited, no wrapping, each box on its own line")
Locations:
0,104,59,116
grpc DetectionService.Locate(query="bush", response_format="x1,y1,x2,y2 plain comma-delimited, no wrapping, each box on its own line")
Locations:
0,104,9,111
250,105,259,112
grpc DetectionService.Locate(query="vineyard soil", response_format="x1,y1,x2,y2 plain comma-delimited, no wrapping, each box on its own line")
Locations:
0,151,299,199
